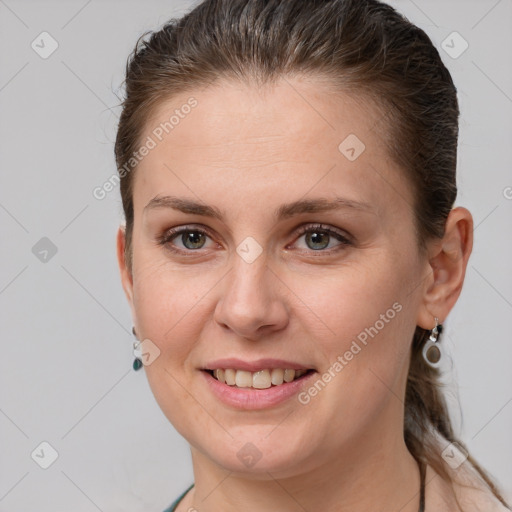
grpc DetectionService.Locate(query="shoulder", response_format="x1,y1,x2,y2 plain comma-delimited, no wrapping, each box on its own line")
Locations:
452,460,510,512
425,461,510,512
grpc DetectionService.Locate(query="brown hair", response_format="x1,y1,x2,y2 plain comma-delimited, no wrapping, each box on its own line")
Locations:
114,0,509,507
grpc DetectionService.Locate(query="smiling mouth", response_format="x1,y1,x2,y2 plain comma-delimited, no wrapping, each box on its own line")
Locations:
204,368,315,389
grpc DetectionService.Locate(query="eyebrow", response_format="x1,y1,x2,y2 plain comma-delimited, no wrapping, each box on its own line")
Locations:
143,195,374,220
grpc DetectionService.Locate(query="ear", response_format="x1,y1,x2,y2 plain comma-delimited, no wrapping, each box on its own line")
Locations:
416,207,474,330
116,225,134,309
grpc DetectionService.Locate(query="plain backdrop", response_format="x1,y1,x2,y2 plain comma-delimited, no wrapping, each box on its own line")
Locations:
1,0,511,510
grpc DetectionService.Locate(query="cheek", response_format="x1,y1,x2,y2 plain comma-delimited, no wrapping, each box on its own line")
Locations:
132,259,184,344
297,253,411,348
297,252,417,405
131,254,220,366
131,259,211,435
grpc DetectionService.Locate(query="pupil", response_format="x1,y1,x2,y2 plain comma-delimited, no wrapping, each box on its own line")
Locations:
184,231,204,249
307,231,329,250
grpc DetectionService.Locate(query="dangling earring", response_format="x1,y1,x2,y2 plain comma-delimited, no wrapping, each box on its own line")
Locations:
422,317,442,367
132,326,143,371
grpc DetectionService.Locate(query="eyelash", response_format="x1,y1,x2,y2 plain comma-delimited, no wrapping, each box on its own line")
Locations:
157,223,352,256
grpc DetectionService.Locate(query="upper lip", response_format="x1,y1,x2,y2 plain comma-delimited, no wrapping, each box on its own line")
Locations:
203,358,315,372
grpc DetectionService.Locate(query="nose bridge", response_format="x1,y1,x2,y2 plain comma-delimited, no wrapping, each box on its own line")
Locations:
227,247,272,314
227,218,271,293
214,243,288,338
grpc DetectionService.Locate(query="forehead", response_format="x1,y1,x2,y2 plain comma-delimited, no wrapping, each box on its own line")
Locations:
142,76,387,157
133,76,412,222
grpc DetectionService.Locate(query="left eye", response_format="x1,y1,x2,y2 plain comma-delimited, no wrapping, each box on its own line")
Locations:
293,224,351,252
158,224,351,254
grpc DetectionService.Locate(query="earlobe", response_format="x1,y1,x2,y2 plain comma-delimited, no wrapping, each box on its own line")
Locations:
416,207,474,330
116,225,134,305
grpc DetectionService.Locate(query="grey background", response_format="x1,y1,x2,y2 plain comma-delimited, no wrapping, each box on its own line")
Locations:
0,0,511,510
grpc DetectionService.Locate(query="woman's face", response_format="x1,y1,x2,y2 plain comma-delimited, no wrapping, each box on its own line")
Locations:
119,77,432,476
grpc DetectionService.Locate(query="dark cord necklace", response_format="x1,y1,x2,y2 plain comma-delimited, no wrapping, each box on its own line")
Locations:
173,461,427,512
418,459,426,512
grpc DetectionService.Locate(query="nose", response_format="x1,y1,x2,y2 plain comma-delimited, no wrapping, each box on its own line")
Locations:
213,255,289,341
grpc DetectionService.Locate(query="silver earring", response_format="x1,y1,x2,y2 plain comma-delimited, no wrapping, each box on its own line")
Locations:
132,326,143,371
422,317,442,368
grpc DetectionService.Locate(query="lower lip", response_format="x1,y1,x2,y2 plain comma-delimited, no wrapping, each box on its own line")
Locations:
201,370,316,410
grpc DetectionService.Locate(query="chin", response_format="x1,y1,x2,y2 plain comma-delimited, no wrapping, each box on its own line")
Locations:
193,434,313,478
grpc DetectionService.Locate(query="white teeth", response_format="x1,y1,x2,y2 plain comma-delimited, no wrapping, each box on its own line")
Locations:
210,368,309,388
271,368,284,385
224,368,236,386
253,370,271,389
235,370,253,388
283,369,296,382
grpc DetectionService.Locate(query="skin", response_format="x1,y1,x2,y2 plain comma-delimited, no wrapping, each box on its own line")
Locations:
116,76,473,511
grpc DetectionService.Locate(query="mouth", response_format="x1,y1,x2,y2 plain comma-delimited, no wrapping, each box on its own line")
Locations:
203,368,316,389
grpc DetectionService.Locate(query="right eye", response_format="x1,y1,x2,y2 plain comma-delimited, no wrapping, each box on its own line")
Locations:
157,225,217,253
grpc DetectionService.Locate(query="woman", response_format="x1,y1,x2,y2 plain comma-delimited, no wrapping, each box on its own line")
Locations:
114,0,510,510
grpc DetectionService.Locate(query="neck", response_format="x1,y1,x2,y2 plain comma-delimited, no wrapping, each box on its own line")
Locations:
184,420,422,512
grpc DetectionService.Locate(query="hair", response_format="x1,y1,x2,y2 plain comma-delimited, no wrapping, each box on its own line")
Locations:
114,0,509,507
